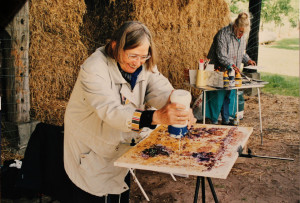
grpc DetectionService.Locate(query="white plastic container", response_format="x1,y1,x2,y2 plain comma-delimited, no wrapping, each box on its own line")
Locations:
168,89,192,138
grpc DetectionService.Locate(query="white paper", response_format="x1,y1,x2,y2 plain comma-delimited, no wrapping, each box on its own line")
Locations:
206,64,214,71
243,65,264,70
189,70,197,85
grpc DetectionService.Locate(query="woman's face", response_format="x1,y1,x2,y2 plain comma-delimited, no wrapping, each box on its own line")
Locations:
234,25,245,39
119,38,150,73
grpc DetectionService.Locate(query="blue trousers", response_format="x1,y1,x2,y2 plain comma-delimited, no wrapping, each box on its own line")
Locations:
204,90,237,123
221,90,231,122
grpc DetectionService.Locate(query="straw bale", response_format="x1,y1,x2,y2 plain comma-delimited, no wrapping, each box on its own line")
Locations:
133,0,230,89
29,0,88,125
29,0,230,125
132,0,230,102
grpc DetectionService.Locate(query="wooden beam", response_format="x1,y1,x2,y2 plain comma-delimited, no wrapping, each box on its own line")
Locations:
246,0,262,63
5,1,30,123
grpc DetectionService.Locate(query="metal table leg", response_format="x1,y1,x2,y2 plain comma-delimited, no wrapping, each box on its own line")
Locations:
257,87,263,144
203,90,206,124
129,169,150,201
236,89,239,124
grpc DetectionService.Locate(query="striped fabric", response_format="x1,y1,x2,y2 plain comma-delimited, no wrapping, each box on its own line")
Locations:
131,109,143,131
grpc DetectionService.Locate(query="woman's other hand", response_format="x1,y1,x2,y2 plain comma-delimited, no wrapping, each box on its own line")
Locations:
187,108,197,129
232,64,240,74
247,60,256,66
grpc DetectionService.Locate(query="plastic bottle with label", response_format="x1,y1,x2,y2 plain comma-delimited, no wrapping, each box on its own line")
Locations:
223,71,229,88
168,90,192,138
196,59,205,87
235,72,242,87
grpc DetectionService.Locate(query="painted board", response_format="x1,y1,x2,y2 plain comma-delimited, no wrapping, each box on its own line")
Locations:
114,124,253,179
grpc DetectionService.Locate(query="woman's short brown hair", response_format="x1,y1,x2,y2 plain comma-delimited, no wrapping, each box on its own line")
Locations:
105,21,157,71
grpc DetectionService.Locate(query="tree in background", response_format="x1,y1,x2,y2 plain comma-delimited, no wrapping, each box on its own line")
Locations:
261,0,292,29
229,0,298,30
228,0,298,63
229,0,248,14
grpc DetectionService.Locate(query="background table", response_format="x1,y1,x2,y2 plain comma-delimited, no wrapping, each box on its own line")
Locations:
187,83,267,144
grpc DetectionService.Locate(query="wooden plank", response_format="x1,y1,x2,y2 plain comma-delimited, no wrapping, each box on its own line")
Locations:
115,124,253,179
5,1,30,123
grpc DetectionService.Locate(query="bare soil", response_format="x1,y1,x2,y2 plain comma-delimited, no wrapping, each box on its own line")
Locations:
1,94,299,203
129,93,300,203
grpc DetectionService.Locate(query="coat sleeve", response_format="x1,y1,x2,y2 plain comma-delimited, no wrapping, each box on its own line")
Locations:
242,53,251,64
79,57,135,132
144,66,174,109
215,30,232,68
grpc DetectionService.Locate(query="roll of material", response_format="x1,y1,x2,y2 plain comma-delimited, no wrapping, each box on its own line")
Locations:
196,70,205,87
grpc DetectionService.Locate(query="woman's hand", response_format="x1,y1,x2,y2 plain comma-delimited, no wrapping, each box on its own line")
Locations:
232,64,240,73
152,103,196,128
247,60,256,66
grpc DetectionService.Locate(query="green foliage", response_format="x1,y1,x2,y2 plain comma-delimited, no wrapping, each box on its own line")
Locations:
230,4,242,14
268,38,299,50
229,0,249,14
261,73,299,97
228,0,298,28
261,0,295,27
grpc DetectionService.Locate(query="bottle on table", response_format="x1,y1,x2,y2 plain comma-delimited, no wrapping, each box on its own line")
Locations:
228,68,235,87
235,72,242,87
223,71,229,88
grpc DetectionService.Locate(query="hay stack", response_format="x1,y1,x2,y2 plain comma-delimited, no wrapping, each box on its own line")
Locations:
29,0,230,125
134,0,230,87
29,0,88,125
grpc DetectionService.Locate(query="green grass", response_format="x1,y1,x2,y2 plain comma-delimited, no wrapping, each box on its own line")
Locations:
260,72,299,97
268,38,299,50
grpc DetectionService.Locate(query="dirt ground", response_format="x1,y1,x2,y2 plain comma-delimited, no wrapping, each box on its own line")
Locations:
1,94,299,203
129,92,300,203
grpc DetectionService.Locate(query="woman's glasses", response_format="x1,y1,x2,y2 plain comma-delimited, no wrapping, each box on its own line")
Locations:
127,54,151,62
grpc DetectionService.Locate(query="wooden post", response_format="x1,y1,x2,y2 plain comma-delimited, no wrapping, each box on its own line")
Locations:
5,1,30,123
246,0,262,63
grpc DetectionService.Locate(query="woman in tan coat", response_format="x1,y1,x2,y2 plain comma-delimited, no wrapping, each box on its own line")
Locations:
64,21,196,202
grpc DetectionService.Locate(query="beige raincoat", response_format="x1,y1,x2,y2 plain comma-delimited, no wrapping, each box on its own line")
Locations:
64,47,173,196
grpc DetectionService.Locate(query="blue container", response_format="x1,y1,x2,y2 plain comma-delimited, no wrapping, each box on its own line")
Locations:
168,125,188,138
